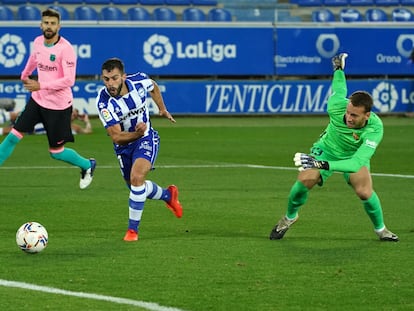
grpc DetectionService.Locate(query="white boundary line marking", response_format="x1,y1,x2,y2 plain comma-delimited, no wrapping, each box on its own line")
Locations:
1,164,414,179
0,279,188,311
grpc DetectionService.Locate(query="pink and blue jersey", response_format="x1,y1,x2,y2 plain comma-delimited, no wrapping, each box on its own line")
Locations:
20,35,76,110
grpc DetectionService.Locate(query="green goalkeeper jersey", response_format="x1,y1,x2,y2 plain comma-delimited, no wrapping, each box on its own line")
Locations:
315,70,383,173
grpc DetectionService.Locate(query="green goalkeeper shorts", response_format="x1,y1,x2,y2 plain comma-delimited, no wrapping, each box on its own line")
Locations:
310,142,370,186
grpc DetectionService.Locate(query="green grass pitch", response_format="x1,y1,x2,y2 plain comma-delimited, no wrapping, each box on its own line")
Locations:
0,116,413,311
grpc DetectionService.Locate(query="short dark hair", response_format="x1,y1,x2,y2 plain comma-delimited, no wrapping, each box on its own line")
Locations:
349,91,373,112
101,58,125,74
42,8,60,22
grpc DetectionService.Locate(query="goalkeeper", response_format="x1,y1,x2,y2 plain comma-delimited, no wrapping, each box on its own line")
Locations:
269,53,398,242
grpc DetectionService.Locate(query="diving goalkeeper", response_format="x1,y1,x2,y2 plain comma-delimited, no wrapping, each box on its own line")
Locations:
269,53,398,242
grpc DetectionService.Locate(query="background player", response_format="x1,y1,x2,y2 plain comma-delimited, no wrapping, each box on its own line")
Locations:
0,8,95,189
96,58,182,241
269,53,399,242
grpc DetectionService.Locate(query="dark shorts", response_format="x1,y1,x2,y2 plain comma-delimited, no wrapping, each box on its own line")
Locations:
14,97,74,148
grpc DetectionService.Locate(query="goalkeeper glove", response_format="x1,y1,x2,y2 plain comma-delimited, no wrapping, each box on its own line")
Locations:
294,153,330,171
332,53,348,71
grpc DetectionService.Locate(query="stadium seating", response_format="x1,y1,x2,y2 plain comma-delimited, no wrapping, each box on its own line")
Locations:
127,7,151,20
374,0,399,5
140,0,166,4
312,8,335,22
208,8,232,21
84,0,111,4
297,0,323,6
153,7,177,21
392,8,414,21
30,0,55,4
165,0,192,4
49,5,71,20
1,0,26,4
365,8,388,21
182,7,206,21
74,6,98,20
400,0,414,5
112,0,139,3
0,6,13,21
100,6,125,20
323,0,349,6
348,0,374,5
339,8,363,22
192,0,218,5
56,0,84,3
17,5,41,20
229,8,275,21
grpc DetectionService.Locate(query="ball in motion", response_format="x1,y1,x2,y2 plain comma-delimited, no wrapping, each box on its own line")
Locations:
16,222,48,254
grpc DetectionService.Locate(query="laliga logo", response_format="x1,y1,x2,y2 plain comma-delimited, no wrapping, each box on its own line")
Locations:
0,33,26,68
143,34,237,68
316,34,340,58
396,34,414,58
372,82,398,113
143,34,174,68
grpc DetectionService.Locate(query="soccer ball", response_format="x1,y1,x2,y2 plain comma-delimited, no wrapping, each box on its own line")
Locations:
16,222,48,254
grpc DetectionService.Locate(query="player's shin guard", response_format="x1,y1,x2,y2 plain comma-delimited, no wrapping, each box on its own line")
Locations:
50,147,90,170
362,192,385,230
286,181,309,219
0,130,22,165
128,185,146,231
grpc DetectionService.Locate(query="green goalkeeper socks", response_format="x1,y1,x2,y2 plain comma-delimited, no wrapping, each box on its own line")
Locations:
362,192,385,230
286,180,309,219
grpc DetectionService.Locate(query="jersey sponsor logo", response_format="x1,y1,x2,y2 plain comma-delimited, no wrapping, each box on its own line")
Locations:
365,139,377,149
100,108,112,122
38,62,58,72
119,106,146,122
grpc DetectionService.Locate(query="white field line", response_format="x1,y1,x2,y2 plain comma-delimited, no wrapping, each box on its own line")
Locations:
0,279,188,311
1,164,414,179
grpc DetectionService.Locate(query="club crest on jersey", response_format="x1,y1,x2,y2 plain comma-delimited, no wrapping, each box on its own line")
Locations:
100,108,113,122
138,87,145,97
50,54,56,61
352,132,359,140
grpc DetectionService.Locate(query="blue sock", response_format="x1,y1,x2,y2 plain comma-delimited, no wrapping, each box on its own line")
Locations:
0,132,21,166
145,180,170,201
50,147,90,170
128,185,146,232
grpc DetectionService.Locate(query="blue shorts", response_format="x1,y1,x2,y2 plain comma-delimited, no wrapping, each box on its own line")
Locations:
114,129,160,183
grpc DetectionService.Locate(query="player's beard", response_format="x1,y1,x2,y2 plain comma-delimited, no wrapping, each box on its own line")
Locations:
108,83,123,97
43,29,57,40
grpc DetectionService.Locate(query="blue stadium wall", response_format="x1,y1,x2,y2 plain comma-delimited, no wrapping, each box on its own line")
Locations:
1,22,413,115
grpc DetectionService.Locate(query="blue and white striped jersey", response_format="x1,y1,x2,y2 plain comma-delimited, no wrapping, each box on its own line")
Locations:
96,72,154,140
